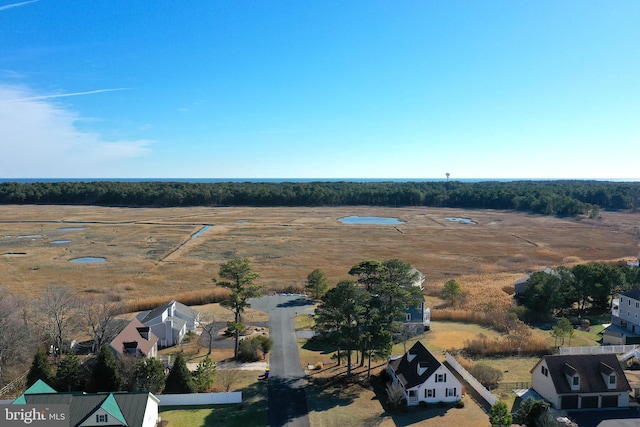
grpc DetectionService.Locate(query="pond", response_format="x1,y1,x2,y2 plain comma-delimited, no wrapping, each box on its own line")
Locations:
70,257,106,263
192,225,211,238
445,217,476,224
2,252,26,257
58,227,86,231
51,240,71,244
338,216,405,225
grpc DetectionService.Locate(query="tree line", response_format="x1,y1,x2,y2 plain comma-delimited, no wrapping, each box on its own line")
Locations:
519,262,640,319
1,180,639,215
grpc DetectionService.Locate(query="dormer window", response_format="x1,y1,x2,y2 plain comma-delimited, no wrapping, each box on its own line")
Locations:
96,414,108,423
572,376,579,386
407,351,417,362
418,362,429,376
609,375,616,385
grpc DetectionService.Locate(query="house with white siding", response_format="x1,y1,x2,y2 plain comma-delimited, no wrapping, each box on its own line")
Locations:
531,354,631,410
387,341,463,406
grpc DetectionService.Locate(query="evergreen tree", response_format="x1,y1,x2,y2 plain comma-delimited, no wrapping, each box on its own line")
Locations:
192,357,216,392
489,400,513,427
216,258,263,359
164,353,194,394
26,347,54,388
55,353,83,391
133,358,166,393
305,269,330,299
88,346,122,392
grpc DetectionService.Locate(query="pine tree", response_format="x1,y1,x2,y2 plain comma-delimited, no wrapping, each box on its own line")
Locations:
133,358,166,393
164,353,194,394
88,346,122,392
192,357,216,392
55,353,84,391
26,348,54,388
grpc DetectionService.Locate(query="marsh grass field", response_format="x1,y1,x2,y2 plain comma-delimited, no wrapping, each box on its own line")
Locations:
1,205,638,307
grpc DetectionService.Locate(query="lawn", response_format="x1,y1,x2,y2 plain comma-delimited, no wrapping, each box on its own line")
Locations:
159,372,267,427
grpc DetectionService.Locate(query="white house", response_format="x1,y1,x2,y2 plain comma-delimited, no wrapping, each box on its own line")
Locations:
531,354,631,410
387,341,463,406
136,300,199,347
605,289,640,345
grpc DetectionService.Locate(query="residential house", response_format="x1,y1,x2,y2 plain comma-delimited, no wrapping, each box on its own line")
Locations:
12,382,160,427
531,354,631,409
136,300,199,347
403,268,430,334
109,318,159,359
387,341,463,406
605,289,640,345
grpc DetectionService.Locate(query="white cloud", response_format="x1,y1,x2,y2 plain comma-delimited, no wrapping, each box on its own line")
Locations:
0,0,39,11
0,84,153,177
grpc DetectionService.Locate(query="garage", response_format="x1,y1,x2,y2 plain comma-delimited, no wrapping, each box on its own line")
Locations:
561,395,578,409
601,395,618,408
581,396,599,408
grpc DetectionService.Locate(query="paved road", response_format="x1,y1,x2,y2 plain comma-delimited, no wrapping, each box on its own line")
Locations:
250,294,315,427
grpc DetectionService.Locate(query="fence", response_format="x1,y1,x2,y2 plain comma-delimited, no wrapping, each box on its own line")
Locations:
157,392,242,406
499,381,530,391
445,352,497,406
559,345,637,355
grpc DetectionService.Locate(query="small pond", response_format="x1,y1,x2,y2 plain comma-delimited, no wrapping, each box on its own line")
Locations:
445,217,476,224
58,227,86,231
338,216,405,225
3,252,26,257
51,240,71,244
70,257,106,263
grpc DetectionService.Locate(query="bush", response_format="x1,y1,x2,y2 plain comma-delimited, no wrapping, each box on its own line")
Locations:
455,400,465,408
470,363,503,390
238,338,261,362
418,401,429,409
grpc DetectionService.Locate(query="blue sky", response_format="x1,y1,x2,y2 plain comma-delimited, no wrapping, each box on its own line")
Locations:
1,1,638,179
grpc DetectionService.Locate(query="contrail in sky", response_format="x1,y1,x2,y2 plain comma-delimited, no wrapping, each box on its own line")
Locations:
0,0,39,11
12,88,130,101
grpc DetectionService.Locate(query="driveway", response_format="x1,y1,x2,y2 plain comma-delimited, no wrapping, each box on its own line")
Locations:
249,294,315,427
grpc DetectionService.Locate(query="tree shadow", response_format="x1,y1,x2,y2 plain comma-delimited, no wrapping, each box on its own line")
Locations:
276,297,315,308
201,380,268,427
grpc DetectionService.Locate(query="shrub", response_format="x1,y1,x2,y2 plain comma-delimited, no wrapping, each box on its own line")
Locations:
418,401,429,409
455,400,465,408
470,363,503,390
238,338,261,362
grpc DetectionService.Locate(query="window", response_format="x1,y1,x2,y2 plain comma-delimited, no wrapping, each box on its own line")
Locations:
436,373,447,383
541,366,549,377
636,302,639,308
609,375,616,385
406,313,411,321
446,388,457,397
96,414,108,423
425,389,435,398
572,376,579,386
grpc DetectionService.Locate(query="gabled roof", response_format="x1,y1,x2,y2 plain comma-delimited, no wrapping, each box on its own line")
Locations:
534,354,631,395
388,341,441,389
17,391,156,427
136,300,198,324
12,379,57,404
110,318,158,356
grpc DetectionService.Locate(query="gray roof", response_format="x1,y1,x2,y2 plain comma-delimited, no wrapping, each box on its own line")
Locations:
535,354,631,395
21,392,155,427
621,289,640,300
388,341,441,389
137,300,198,324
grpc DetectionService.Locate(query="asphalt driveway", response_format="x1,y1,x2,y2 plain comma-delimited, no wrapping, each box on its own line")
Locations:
249,294,315,427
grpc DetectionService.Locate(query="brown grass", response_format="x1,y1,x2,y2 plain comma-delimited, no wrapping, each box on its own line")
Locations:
1,205,638,308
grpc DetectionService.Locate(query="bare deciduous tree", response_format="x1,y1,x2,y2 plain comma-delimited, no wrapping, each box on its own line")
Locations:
217,368,241,392
0,290,36,385
79,296,123,353
199,313,224,355
37,285,78,358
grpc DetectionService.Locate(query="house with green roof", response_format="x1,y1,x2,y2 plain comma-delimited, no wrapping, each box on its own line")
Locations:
12,381,159,427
